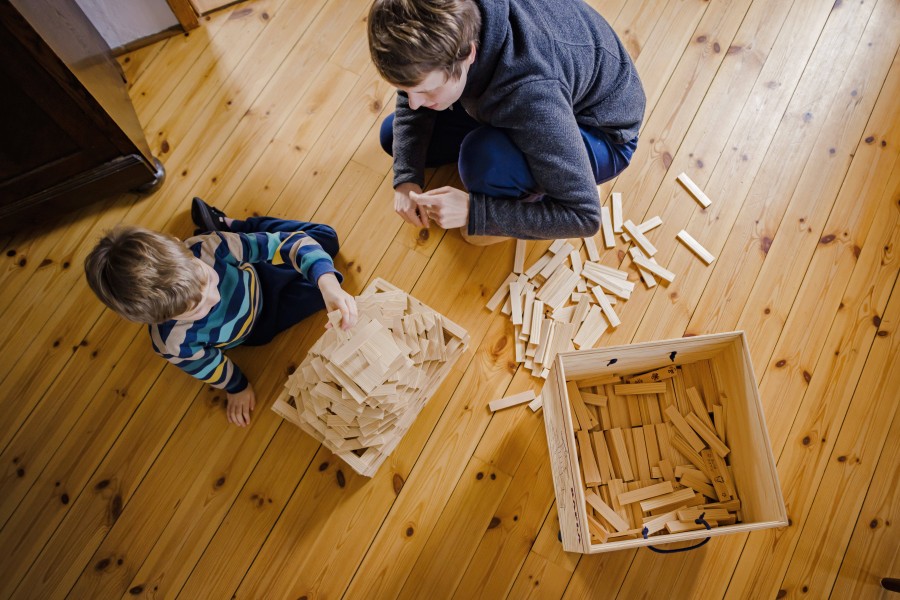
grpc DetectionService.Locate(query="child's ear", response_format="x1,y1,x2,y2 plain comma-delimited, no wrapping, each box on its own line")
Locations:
467,42,477,65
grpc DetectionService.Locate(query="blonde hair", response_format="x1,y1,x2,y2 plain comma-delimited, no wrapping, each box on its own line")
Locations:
368,0,481,87
84,226,206,324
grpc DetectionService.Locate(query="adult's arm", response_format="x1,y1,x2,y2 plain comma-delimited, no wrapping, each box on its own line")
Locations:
391,91,438,189
467,81,603,240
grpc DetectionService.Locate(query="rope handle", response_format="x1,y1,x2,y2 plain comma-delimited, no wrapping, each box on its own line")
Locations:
643,513,712,554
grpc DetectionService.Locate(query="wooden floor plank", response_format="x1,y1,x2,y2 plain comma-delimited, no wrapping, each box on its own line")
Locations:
830,403,900,599
1,0,897,597
779,262,900,597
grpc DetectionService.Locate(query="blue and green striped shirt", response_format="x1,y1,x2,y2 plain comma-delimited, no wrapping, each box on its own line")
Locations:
149,230,337,393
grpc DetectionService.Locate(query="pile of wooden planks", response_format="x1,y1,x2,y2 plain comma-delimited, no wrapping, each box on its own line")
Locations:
565,360,742,544
488,183,715,380
272,279,468,477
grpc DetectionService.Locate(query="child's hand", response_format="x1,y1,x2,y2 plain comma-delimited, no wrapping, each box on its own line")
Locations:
318,273,358,330
226,383,256,427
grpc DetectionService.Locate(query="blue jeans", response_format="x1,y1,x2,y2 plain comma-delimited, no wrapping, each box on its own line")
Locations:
380,103,637,197
227,216,339,346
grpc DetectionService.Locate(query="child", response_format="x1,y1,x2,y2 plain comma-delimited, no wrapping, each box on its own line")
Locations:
84,198,357,427
368,0,645,242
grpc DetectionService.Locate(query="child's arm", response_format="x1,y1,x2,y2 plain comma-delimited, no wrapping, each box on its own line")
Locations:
209,230,341,285
318,272,358,330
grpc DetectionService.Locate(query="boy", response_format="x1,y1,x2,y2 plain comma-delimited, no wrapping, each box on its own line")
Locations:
84,198,357,427
368,0,645,242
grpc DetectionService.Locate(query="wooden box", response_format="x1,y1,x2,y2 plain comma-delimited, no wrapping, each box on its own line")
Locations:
273,278,468,477
542,331,788,553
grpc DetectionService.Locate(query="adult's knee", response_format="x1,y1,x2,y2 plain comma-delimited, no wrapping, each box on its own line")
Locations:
379,114,395,157
458,127,537,197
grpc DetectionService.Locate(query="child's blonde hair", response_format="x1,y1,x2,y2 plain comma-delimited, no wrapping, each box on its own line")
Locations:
368,0,481,87
84,226,206,324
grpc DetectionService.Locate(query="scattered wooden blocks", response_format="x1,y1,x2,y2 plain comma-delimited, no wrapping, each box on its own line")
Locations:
489,389,537,412
677,172,712,208
273,278,468,477
611,193,623,233
676,229,715,264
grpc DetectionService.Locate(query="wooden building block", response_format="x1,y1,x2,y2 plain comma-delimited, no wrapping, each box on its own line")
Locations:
575,374,622,387
632,254,675,283
548,238,568,254
632,427,652,481
520,289,536,339
686,412,731,457
686,386,716,429
621,215,663,242
616,480,674,505
572,305,607,349
486,273,517,311
591,285,621,328
626,364,678,383
577,430,603,486
659,458,675,482
676,229,715,264
642,510,682,535
607,429,634,482
639,487,697,512
488,389,536,412
571,294,592,327
600,205,615,248
524,252,553,278
509,282,524,326
629,247,657,288
586,491,630,532
527,394,543,412
611,192,623,233
665,520,710,534
568,381,599,430
644,425,661,469
615,382,667,395
607,479,632,527
622,219,657,257
664,405,707,453
592,431,614,482
570,249,583,276
514,239,527,273
678,474,719,501
581,392,608,407
528,300,544,345
676,172,712,208
539,243,575,279
586,513,610,543
713,404,726,442
583,235,600,261
700,449,734,501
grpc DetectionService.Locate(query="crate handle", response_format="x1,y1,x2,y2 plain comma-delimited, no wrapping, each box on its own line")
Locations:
642,514,712,554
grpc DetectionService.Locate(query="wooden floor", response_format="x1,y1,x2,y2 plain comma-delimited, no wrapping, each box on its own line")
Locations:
2,0,898,597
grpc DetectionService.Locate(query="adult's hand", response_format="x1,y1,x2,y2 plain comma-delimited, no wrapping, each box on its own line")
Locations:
318,272,358,330
226,383,256,427
411,186,470,229
394,182,428,228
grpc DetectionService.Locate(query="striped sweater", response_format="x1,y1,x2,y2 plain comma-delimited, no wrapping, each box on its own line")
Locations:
149,230,338,393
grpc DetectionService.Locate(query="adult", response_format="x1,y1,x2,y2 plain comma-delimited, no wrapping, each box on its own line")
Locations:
368,0,645,242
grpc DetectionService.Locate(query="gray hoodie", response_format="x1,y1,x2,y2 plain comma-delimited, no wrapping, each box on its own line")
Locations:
391,0,645,240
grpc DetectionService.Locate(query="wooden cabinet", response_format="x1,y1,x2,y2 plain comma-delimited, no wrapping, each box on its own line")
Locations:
0,0,163,230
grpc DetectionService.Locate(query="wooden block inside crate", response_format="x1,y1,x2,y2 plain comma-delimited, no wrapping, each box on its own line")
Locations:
586,514,610,543
586,491,630,532
665,405,707,453
617,481,674,505
568,381,599,430
686,412,731,457
592,431,614,482
631,427,652,481
665,520,710,534
607,429,634,481
615,382,666,395
700,449,734,502
639,487,697,512
577,430,603,487
713,404,726,442
581,392,608,407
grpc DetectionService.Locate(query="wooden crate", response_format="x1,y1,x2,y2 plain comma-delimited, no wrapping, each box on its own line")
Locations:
542,331,788,553
273,278,468,477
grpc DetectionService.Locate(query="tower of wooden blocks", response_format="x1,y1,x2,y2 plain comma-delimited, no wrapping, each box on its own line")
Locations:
273,278,468,477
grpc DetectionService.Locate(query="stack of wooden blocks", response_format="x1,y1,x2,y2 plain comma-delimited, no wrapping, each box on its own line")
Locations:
272,279,468,477
486,175,716,381
566,360,741,544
